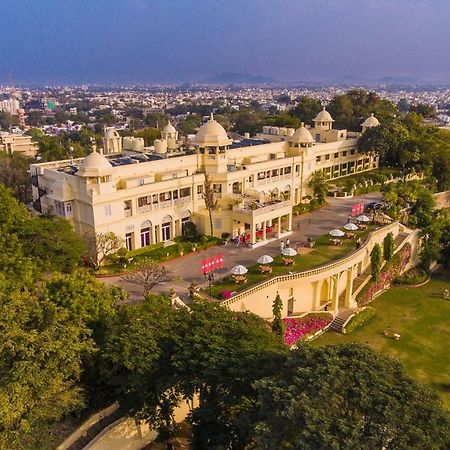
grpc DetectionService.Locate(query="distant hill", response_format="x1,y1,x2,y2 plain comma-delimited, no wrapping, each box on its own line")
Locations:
202,72,277,85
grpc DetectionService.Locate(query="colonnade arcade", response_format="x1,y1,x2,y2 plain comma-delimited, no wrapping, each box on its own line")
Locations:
125,210,191,251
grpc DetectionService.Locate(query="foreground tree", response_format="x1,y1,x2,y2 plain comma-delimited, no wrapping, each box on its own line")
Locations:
383,232,395,261
121,261,170,296
202,173,218,236
308,170,328,205
0,289,94,449
83,231,123,270
370,243,383,281
271,293,283,337
248,345,450,449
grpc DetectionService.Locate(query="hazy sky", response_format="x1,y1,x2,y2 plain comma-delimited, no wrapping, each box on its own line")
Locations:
1,0,449,84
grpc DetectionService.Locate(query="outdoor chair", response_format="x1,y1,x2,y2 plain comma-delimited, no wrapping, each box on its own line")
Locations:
282,257,295,266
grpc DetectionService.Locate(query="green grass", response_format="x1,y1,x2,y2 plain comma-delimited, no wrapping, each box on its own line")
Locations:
98,236,221,275
209,226,376,298
312,272,450,409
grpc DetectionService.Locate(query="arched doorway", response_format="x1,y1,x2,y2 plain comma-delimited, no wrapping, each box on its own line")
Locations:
161,215,173,241
181,211,191,236
320,279,329,304
140,220,152,247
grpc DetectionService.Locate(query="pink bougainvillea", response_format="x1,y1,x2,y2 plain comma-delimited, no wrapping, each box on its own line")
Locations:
283,314,333,346
220,290,232,300
359,243,412,306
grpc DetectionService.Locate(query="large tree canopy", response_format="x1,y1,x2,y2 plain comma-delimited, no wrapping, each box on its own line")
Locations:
248,345,450,450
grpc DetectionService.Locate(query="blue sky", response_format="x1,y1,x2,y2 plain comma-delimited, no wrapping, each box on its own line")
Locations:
0,0,449,84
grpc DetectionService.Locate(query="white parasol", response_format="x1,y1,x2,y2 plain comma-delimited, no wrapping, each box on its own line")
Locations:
281,247,297,256
257,254,274,264
344,222,359,231
357,215,370,222
230,265,248,275
329,229,345,237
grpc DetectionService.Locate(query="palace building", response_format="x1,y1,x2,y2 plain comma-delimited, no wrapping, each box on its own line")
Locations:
30,110,379,250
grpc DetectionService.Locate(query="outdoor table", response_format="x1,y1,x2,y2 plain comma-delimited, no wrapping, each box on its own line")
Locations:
358,224,368,230
259,265,272,274
329,239,342,246
345,232,356,239
233,275,248,284
282,257,295,266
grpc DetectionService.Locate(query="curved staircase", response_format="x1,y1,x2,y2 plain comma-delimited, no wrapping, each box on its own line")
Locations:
330,309,355,333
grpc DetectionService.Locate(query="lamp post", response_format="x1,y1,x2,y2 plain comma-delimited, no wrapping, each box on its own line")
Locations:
204,272,215,296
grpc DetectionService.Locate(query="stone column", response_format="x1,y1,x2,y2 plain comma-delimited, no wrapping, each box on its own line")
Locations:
262,221,267,241
250,223,256,245
332,274,340,311
344,266,354,308
288,213,293,231
277,216,281,238
171,220,177,240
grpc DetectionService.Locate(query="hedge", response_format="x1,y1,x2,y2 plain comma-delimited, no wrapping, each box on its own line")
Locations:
344,307,376,334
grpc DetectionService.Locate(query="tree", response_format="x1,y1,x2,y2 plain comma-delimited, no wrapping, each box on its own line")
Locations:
202,173,218,236
409,103,437,118
121,261,170,296
370,243,383,281
271,293,283,337
383,232,395,262
248,345,450,449
290,96,322,124
0,111,20,130
0,289,94,449
83,231,123,270
134,127,161,146
308,170,328,205
101,299,286,447
20,216,86,272
0,151,33,203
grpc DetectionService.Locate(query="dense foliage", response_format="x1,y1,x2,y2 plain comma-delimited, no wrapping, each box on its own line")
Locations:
358,113,450,191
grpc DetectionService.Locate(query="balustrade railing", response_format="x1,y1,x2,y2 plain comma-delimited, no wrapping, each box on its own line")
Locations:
219,222,400,308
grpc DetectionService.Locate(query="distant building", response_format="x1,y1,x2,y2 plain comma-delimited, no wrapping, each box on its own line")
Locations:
0,132,38,157
0,97,20,115
30,111,379,251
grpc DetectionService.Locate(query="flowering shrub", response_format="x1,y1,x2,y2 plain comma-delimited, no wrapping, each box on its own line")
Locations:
359,243,412,306
283,314,333,346
220,289,232,300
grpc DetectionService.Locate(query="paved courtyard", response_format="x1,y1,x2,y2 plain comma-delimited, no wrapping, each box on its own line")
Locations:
101,193,382,302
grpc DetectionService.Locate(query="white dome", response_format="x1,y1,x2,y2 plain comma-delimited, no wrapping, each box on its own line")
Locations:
314,107,334,123
290,122,314,144
163,121,176,133
77,151,113,177
361,113,380,128
195,113,232,147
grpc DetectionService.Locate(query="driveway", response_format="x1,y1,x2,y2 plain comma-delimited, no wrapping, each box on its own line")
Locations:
101,193,382,302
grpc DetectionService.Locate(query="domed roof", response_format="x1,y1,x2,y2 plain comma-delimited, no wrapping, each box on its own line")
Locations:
163,121,176,133
314,107,334,123
195,113,232,147
290,122,314,144
77,150,113,177
361,113,380,128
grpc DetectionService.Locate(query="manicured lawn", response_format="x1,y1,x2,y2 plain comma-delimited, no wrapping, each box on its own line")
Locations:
312,272,450,409
208,226,376,299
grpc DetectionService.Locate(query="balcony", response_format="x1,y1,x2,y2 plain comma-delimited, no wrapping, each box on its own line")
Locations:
232,200,291,217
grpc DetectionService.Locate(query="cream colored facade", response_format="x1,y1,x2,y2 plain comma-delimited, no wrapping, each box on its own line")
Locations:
0,132,38,157
218,223,419,318
30,111,379,251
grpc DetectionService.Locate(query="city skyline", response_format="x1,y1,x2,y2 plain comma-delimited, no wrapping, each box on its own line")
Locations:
1,0,450,85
